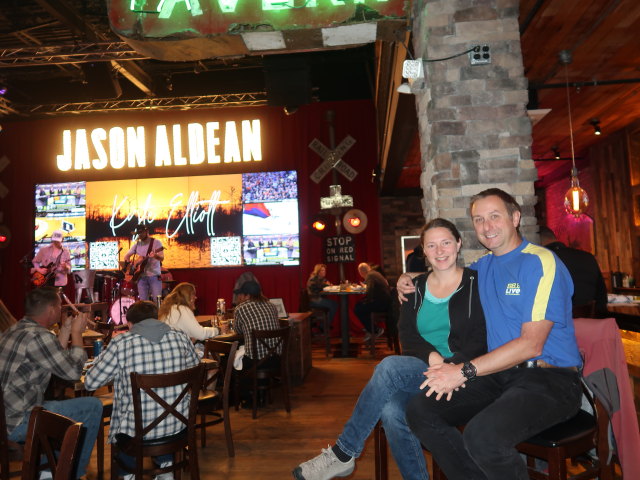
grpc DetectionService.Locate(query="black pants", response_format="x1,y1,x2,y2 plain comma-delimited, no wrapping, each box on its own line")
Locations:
406,367,582,480
354,299,389,332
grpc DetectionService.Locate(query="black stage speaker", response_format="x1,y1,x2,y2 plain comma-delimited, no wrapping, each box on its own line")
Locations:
264,56,311,108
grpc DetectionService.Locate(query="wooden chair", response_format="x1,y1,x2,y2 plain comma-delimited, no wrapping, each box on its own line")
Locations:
235,327,291,419
373,381,614,480
516,380,615,480
0,383,23,480
299,289,331,357
21,406,83,480
110,364,204,480
196,340,238,455
94,393,113,480
0,300,16,334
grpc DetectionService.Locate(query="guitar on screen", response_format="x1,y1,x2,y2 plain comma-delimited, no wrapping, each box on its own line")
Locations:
30,253,84,287
122,247,165,283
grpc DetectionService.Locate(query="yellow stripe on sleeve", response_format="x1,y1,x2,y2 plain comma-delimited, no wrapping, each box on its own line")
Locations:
522,244,556,322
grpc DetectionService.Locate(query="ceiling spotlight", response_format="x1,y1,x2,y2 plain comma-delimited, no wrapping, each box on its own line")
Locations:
590,118,601,135
552,146,560,160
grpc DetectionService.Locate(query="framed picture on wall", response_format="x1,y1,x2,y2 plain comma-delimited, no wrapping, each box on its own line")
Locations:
401,235,421,273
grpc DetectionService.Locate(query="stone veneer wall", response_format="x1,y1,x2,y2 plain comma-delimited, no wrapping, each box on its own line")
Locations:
380,196,426,281
411,0,537,264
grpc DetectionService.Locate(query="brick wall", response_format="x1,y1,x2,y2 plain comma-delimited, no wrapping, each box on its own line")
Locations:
411,0,536,264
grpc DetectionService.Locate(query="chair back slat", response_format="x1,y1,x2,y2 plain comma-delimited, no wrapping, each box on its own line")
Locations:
112,364,204,480
130,364,204,442
21,406,82,480
203,340,239,398
251,327,290,369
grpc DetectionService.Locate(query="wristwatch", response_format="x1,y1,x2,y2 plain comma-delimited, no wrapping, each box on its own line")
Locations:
461,361,477,381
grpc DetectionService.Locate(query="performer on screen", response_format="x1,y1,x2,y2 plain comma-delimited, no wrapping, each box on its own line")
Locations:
31,230,71,288
123,226,164,302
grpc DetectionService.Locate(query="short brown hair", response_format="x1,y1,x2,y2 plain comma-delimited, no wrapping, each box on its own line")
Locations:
24,287,60,317
126,301,158,324
470,188,521,219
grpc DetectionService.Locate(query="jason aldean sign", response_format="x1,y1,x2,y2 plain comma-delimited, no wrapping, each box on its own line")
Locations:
56,119,261,172
324,235,355,263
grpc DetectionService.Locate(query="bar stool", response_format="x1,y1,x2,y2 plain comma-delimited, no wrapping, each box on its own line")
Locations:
73,269,96,303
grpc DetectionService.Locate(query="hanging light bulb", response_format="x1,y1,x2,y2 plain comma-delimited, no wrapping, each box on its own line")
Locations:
559,50,589,217
564,167,589,216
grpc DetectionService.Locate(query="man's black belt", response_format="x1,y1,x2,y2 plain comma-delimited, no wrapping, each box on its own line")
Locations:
515,359,578,371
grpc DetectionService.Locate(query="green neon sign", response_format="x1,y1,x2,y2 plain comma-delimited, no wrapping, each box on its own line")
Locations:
130,0,385,16
112,0,404,39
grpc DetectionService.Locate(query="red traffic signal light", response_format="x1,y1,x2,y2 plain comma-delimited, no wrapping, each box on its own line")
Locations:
343,209,368,234
0,225,10,249
311,214,332,236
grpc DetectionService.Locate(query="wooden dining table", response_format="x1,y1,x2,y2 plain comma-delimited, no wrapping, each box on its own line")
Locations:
321,287,366,357
196,312,313,385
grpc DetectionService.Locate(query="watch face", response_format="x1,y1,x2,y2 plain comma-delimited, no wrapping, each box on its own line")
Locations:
462,362,476,379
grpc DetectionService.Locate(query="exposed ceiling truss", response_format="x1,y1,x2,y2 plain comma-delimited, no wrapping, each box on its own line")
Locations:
0,42,147,67
25,92,269,116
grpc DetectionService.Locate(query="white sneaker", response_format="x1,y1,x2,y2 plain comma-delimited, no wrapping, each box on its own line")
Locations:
292,446,355,480
154,461,174,480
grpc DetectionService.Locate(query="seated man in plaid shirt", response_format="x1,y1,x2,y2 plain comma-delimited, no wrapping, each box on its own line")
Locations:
233,280,281,369
85,300,199,480
0,287,102,480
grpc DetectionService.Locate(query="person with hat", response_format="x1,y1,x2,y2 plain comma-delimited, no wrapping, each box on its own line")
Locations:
31,229,71,287
123,225,165,302
233,280,280,370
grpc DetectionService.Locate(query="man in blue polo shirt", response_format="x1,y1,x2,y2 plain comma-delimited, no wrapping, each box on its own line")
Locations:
400,188,582,480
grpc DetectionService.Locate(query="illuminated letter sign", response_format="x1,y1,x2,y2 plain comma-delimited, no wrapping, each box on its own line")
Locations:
110,0,405,38
56,119,262,172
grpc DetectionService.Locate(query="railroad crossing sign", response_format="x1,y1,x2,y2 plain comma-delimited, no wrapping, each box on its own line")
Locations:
309,135,358,184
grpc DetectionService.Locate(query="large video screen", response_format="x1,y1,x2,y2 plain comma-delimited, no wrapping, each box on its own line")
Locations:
34,170,300,269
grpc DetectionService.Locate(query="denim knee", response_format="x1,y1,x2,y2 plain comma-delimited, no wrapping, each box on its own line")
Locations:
380,396,405,427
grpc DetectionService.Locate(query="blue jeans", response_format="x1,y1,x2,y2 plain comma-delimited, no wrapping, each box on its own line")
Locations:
9,396,103,478
406,367,582,480
336,355,430,480
137,275,162,302
309,298,338,327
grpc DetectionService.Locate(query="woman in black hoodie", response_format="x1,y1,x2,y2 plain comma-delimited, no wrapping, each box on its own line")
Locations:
293,219,487,480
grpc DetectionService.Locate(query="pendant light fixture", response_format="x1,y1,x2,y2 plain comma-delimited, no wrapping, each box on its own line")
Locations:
559,50,589,217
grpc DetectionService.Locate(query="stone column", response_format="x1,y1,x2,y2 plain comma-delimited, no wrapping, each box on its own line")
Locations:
411,0,537,263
